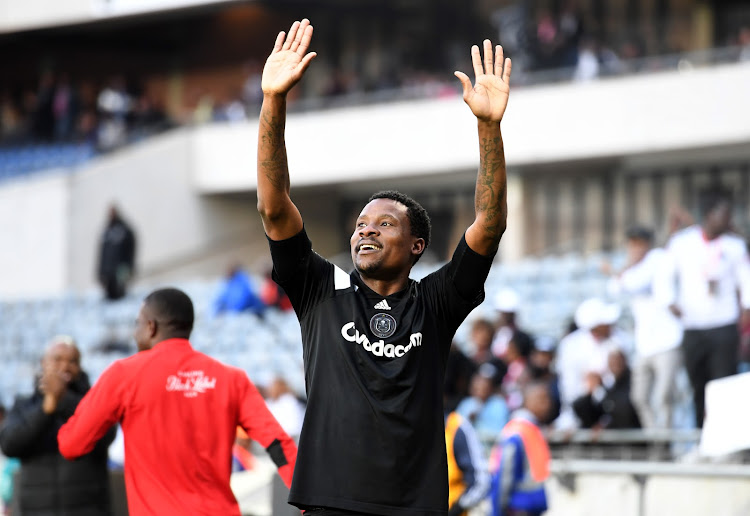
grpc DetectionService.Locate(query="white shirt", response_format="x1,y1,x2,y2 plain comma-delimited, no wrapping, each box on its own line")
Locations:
660,226,750,330
266,393,305,438
608,248,683,356
555,327,629,408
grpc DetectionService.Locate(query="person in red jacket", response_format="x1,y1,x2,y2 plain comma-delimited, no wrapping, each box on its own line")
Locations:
57,287,297,516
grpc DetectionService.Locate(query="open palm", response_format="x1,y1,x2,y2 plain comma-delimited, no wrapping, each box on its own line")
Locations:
261,19,317,96
455,40,512,123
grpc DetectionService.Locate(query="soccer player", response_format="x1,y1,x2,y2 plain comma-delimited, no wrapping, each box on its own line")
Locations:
257,18,511,515
57,288,297,516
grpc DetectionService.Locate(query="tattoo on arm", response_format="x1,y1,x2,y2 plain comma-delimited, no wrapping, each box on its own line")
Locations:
259,111,290,192
475,136,507,237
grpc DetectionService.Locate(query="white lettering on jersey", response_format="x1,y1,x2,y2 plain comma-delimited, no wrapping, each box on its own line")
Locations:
166,370,217,398
341,322,422,359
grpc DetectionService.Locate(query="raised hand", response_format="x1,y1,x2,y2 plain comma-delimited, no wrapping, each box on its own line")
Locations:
261,19,317,97
454,40,512,123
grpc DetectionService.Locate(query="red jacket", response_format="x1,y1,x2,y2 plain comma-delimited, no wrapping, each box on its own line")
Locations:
58,338,297,516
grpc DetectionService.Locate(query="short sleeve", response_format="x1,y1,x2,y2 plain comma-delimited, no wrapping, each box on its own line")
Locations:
267,226,334,319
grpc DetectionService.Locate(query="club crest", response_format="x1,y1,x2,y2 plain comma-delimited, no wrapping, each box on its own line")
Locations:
370,313,397,339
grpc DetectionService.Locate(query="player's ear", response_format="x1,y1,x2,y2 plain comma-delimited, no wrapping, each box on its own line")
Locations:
411,238,425,259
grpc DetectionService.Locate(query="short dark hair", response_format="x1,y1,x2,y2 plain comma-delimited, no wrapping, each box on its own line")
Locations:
144,288,194,337
625,225,654,243
368,190,431,263
699,187,732,218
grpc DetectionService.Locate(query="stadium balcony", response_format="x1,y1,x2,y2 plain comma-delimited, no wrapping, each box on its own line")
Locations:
0,142,95,182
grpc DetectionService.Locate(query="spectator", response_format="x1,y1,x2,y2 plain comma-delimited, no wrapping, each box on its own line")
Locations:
57,288,298,515
605,226,683,429
259,268,293,311
457,364,511,445
573,37,600,81
658,187,750,428
468,318,507,385
489,381,552,516
97,204,137,301
738,26,750,62
0,336,115,515
265,377,305,439
445,342,478,413
491,288,533,361
527,335,561,424
97,76,132,151
52,73,78,141
501,335,531,412
212,264,266,316
445,410,490,516
573,349,642,429
555,297,629,429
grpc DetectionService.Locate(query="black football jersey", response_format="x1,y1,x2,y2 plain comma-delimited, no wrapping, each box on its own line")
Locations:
269,228,493,515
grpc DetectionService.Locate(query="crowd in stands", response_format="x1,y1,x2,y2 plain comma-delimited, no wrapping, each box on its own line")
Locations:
3,16,750,168
0,73,173,154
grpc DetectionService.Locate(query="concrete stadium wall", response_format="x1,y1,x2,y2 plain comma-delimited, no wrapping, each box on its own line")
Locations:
66,130,271,293
0,173,69,298
546,470,750,516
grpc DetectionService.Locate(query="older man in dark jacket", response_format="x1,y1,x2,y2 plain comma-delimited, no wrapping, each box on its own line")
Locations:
0,336,115,515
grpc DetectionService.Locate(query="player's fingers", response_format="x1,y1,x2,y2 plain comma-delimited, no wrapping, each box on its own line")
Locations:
291,18,309,52
297,52,317,74
471,45,482,80
297,23,314,55
454,71,472,98
283,21,300,51
503,57,512,83
494,45,504,77
483,39,493,75
272,31,285,53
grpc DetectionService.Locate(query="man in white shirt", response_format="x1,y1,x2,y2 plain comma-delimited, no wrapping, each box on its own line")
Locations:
554,298,629,429
659,188,750,428
607,227,683,429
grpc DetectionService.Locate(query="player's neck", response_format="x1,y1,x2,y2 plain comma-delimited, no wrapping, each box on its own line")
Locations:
359,274,410,297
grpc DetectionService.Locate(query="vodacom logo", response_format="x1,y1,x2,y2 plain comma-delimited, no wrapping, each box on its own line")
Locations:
340,322,422,358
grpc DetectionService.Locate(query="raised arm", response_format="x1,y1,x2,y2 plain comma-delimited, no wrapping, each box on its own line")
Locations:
257,19,317,240
455,40,512,256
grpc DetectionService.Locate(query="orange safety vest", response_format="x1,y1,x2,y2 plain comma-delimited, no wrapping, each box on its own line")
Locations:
500,418,550,482
445,412,467,515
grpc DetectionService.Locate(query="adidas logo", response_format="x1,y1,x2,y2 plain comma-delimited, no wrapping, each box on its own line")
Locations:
374,299,391,310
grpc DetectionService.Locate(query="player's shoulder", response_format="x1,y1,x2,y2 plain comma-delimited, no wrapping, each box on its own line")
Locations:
720,231,748,251
668,225,700,245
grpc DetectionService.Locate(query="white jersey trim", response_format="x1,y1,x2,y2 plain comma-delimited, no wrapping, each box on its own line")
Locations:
334,265,351,290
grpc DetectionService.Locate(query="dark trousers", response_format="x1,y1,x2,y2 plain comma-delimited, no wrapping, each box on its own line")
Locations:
305,509,376,516
682,323,739,428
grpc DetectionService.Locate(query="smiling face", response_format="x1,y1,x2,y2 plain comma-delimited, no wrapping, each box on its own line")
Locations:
350,198,424,279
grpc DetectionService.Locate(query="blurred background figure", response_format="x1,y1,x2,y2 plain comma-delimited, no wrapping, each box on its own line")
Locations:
457,364,510,449
97,204,137,301
445,341,478,414
212,263,266,317
491,288,533,362
527,336,561,424
264,377,305,440
658,188,750,428
605,226,683,429
444,409,489,516
468,318,505,386
489,381,552,516
0,336,115,515
573,349,642,430
259,268,293,312
555,297,629,429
